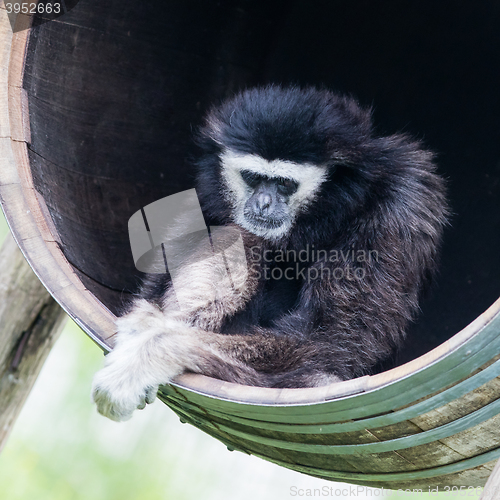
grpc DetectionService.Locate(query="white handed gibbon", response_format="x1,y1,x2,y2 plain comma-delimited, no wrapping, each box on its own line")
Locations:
92,85,448,421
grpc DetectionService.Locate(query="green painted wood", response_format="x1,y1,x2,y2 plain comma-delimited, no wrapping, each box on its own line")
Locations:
161,392,500,483
207,396,500,455
162,358,500,434
252,446,500,483
162,309,500,424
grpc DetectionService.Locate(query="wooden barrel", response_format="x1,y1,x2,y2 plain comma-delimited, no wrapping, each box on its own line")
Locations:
1,2,500,491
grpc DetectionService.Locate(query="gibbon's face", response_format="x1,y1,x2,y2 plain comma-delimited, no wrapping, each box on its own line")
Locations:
220,149,328,240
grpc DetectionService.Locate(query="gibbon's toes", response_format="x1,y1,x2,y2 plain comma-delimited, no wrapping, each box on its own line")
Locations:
91,385,135,422
91,367,157,421
145,386,158,404
92,384,157,420
136,386,158,409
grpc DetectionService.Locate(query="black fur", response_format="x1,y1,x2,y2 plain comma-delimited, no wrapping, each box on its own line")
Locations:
146,85,449,387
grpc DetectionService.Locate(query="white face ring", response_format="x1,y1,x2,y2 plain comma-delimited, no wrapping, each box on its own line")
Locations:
220,149,328,240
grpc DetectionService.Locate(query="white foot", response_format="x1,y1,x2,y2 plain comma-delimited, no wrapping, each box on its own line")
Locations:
92,362,159,421
91,300,193,421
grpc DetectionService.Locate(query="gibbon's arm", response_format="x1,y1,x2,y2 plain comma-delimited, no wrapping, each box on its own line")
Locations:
92,246,400,421
92,211,429,421
92,297,342,422
92,212,426,421
147,228,390,386
91,227,275,420
91,235,346,420
92,226,418,421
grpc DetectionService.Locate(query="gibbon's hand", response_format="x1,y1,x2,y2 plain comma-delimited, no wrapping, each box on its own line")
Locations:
91,300,196,421
92,364,159,422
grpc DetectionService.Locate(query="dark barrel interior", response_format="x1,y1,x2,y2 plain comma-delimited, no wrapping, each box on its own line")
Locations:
23,0,500,369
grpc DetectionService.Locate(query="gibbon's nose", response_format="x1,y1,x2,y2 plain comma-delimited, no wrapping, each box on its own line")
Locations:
254,192,272,215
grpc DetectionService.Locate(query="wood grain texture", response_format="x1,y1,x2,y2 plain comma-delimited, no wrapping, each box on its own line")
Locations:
0,7,116,350
0,234,67,452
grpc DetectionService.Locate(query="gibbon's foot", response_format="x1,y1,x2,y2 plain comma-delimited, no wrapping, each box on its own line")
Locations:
91,300,193,421
92,370,159,421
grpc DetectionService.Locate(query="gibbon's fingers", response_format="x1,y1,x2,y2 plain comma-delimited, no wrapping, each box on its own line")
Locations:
145,386,158,404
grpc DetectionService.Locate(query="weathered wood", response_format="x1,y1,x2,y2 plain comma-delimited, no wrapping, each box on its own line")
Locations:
162,302,500,421
0,234,67,452
0,7,117,350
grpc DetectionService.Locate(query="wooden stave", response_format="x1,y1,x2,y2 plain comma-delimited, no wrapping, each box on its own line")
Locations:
158,301,500,421
159,356,500,435
155,353,500,478
158,396,500,488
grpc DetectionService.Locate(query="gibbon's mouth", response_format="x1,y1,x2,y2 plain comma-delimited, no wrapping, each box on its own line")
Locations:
245,214,285,230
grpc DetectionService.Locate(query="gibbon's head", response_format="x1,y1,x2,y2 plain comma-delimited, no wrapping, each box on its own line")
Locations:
195,85,438,244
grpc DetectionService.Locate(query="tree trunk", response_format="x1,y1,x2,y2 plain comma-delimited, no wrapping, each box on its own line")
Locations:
0,233,67,452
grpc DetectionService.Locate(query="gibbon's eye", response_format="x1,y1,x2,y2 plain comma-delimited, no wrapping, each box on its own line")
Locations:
240,170,262,188
276,177,299,196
